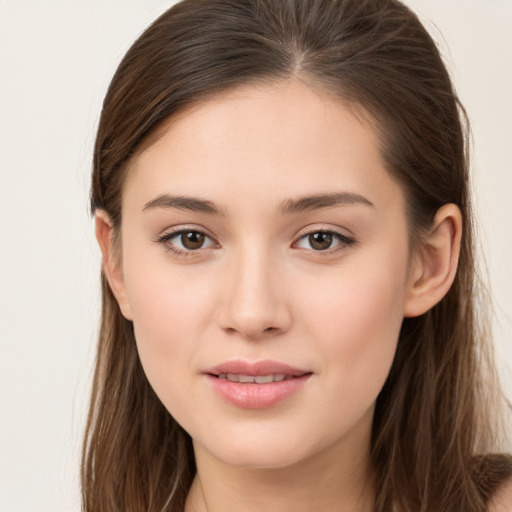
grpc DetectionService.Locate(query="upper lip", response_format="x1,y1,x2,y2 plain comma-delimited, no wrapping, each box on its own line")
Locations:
204,359,311,377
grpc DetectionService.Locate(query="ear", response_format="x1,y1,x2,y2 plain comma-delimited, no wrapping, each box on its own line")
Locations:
95,210,133,320
403,204,462,318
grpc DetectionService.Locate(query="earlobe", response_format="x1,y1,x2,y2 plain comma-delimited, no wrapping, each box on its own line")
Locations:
94,210,133,320
403,204,462,318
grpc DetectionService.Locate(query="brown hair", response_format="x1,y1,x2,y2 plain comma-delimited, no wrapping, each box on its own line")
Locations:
83,0,511,510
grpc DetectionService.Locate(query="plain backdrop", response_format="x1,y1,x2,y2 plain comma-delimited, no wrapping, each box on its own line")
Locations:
0,1,511,511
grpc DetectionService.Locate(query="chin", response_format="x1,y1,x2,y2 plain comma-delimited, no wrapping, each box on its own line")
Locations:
213,444,307,470
193,426,332,471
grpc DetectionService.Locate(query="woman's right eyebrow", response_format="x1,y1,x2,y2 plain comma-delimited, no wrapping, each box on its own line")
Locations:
142,194,227,216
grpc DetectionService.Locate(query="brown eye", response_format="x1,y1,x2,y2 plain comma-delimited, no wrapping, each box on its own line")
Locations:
157,229,216,255
295,229,355,253
181,231,205,250
308,232,333,251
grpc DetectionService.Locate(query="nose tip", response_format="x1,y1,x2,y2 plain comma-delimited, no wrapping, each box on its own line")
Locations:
223,307,287,340
218,254,292,340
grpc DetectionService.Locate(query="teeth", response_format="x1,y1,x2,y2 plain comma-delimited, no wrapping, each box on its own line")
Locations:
219,373,289,383
255,375,273,384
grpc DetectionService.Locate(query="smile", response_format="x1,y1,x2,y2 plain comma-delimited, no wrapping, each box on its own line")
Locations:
217,373,292,383
204,360,312,409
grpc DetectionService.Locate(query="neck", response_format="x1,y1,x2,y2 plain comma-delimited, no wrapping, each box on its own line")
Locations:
185,419,375,512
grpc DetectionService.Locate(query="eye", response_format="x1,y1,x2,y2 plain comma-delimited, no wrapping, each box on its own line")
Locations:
295,230,355,252
157,229,217,255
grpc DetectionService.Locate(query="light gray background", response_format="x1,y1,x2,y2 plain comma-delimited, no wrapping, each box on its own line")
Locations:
0,1,510,511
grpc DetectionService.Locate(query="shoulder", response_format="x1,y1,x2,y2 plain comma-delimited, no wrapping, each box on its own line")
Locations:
487,476,512,512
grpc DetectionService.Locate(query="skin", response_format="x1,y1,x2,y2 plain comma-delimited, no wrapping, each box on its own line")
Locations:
488,480,512,512
96,80,462,512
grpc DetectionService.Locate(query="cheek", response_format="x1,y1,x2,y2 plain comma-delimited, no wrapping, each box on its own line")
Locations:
296,255,408,402
121,253,215,397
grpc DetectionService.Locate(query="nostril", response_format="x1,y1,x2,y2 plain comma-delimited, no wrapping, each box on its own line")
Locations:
224,325,280,338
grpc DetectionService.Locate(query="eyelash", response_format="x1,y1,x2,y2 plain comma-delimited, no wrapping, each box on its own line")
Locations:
155,229,218,259
155,228,356,259
295,229,356,253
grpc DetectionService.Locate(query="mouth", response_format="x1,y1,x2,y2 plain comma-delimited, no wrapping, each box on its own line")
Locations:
204,360,313,409
205,359,311,380
215,373,299,383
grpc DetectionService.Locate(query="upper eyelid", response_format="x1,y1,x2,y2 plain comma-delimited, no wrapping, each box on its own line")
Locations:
294,229,355,249
158,225,216,240
156,229,218,256
294,224,354,240
154,228,217,253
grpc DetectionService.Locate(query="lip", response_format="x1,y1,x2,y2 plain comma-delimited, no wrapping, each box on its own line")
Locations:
205,359,310,377
204,359,312,409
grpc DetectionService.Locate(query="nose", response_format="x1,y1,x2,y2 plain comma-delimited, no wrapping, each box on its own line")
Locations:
217,246,292,340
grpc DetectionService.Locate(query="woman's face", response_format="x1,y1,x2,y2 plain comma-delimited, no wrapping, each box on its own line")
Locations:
115,80,415,469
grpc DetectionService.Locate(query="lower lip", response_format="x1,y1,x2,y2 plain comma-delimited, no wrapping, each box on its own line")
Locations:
206,374,311,409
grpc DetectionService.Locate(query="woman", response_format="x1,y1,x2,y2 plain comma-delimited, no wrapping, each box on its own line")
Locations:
82,0,512,510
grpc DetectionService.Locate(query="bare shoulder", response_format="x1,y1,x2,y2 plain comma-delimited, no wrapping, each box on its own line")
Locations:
487,477,512,512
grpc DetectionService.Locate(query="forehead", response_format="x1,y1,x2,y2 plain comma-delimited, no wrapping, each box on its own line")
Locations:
124,79,404,216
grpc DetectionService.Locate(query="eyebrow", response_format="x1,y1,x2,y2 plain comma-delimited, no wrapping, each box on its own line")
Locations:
142,191,374,216
143,194,227,216
278,192,374,215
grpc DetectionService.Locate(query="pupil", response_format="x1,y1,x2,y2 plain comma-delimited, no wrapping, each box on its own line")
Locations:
182,231,205,250
310,232,332,250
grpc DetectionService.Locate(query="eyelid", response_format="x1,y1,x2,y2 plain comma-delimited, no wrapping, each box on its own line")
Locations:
292,225,356,253
155,225,219,257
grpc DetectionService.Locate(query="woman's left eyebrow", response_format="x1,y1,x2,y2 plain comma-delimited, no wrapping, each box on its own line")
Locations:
278,192,374,215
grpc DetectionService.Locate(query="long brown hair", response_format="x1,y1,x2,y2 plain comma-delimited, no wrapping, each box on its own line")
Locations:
83,0,511,510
